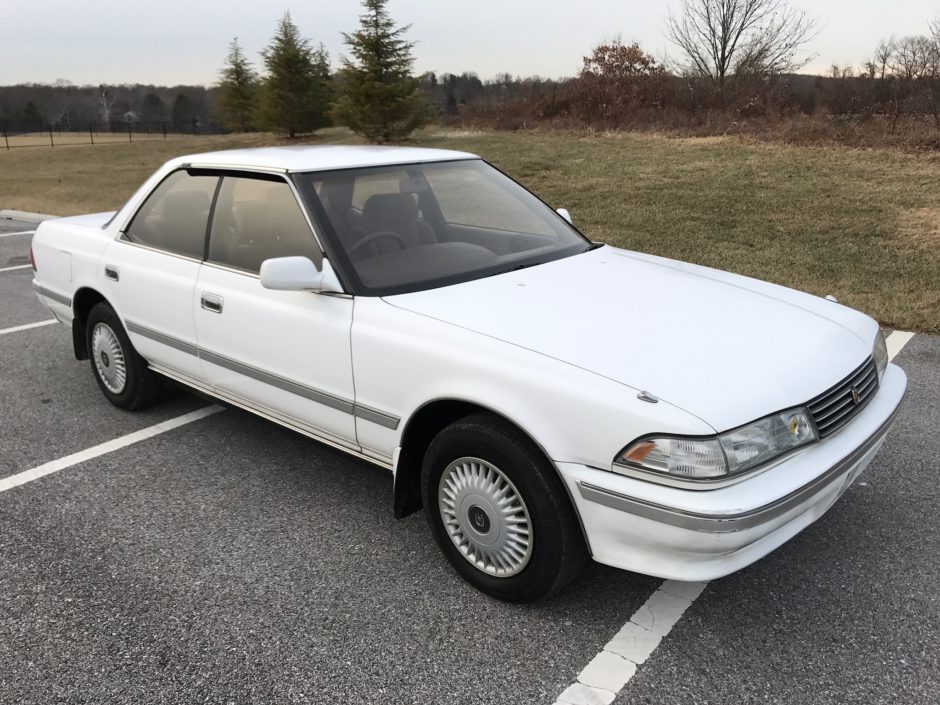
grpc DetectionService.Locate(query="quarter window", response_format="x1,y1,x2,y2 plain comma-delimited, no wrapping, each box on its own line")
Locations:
207,176,322,273
125,170,218,259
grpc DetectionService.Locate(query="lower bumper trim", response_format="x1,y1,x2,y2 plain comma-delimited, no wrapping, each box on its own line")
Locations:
32,281,71,307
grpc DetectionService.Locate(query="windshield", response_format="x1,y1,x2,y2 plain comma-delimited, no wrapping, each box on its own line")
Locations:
296,159,592,296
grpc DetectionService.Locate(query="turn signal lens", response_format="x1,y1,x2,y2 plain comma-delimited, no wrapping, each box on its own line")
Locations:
873,330,888,380
622,441,656,463
616,437,727,479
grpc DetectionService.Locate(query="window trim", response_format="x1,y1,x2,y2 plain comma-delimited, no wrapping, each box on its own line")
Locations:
119,166,340,289
115,235,205,265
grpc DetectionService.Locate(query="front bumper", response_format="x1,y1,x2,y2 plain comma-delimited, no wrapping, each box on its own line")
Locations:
559,363,908,582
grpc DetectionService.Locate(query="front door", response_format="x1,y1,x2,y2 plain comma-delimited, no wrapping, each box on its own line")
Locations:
193,172,357,449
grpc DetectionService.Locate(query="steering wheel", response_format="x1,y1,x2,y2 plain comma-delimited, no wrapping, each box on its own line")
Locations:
348,231,407,259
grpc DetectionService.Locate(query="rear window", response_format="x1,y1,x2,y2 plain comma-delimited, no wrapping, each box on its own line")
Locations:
125,170,218,259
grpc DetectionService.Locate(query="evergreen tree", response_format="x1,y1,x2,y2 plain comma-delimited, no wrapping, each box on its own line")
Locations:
22,100,44,126
217,38,258,132
256,13,332,138
171,94,193,129
140,93,165,123
332,0,431,143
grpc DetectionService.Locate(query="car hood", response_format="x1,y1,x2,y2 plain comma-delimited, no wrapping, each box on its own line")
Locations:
384,246,877,431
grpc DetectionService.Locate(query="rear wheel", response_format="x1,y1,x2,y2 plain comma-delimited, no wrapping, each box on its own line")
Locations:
421,413,587,602
86,302,163,410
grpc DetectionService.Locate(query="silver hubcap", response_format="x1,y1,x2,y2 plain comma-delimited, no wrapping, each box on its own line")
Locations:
91,322,127,394
438,457,533,577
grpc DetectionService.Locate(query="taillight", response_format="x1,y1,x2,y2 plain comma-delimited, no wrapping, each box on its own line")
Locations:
29,245,36,271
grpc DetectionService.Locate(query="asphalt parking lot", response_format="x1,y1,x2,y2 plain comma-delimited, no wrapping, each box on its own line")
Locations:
1,214,937,705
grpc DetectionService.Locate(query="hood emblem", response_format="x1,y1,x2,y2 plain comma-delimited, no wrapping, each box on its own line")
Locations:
851,386,861,404
637,391,659,404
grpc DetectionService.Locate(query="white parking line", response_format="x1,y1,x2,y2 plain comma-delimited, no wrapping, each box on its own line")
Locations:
0,405,224,494
0,264,32,273
552,329,917,705
886,330,916,361
0,319,57,335
0,230,34,238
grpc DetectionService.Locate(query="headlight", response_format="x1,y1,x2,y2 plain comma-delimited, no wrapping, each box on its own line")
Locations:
873,329,888,380
615,408,817,481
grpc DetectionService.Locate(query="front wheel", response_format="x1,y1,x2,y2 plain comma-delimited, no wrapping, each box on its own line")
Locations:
421,413,587,602
86,302,163,410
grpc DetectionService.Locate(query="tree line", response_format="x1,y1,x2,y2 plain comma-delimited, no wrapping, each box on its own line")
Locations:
453,0,940,145
0,83,216,132
7,0,940,146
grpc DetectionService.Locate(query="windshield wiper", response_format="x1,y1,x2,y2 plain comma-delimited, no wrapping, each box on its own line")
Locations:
487,261,543,278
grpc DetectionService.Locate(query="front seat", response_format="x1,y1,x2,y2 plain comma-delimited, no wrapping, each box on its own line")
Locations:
360,193,436,252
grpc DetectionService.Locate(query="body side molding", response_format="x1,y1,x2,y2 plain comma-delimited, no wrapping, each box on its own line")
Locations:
126,319,400,429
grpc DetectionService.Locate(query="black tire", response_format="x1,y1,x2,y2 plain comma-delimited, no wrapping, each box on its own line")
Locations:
421,412,587,602
85,302,163,410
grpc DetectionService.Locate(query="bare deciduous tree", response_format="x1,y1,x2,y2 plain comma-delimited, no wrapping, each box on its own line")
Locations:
883,36,937,131
873,38,895,81
98,85,117,126
666,0,817,91
890,36,933,80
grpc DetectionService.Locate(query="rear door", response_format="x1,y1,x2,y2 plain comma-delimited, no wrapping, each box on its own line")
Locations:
102,169,217,381
193,172,359,451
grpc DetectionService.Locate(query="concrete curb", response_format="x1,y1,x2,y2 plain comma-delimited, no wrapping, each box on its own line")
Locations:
0,209,58,223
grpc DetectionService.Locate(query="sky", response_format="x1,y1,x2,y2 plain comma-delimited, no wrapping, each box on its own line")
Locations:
2,0,938,86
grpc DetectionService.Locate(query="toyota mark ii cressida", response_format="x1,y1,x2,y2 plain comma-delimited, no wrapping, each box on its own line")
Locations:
30,146,906,602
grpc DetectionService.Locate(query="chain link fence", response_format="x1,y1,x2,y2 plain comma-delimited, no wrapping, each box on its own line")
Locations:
1,121,229,149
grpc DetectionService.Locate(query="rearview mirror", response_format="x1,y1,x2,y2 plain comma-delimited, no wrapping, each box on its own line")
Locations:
259,257,343,294
556,208,572,225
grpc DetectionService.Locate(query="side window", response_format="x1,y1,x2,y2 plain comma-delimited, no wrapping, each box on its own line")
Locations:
207,176,323,274
125,170,218,259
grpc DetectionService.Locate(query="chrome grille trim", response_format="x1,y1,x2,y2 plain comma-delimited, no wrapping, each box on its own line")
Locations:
807,357,879,438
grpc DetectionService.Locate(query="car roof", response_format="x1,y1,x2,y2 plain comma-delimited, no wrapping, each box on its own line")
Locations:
168,144,479,173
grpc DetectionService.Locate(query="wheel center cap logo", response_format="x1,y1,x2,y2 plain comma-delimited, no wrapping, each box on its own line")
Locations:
101,351,110,367
468,505,491,533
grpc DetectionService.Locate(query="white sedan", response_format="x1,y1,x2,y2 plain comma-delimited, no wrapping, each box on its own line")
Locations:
31,145,907,602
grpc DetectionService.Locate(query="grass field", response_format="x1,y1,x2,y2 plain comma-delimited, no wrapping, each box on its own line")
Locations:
2,127,938,333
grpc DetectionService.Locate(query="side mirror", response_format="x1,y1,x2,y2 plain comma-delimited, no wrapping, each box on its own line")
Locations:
259,256,344,293
556,208,573,225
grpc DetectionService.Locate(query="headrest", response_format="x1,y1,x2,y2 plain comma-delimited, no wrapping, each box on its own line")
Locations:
362,193,418,231
160,189,210,216
320,178,355,211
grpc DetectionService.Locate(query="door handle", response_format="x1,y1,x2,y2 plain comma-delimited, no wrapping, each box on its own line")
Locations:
201,292,224,313
104,265,119,282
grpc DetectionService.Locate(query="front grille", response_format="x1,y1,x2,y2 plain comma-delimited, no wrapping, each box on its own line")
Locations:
806,357,879,438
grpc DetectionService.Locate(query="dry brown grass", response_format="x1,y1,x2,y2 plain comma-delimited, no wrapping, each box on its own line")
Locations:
2,127,938,333
898,207,940,249
0,133,299,215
